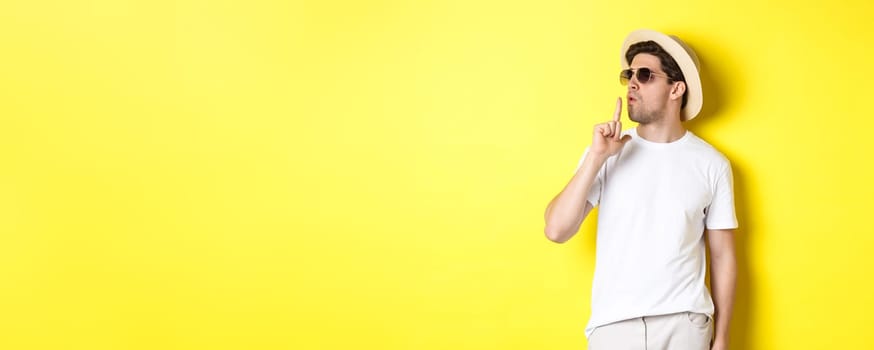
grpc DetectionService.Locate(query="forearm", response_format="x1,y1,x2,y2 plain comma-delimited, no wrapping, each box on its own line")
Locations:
544,151,606,242
710,247,737,346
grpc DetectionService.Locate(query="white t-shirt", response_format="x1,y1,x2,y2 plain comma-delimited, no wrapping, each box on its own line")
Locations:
575,128,738,338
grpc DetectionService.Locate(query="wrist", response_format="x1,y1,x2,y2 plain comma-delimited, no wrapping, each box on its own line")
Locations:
585,150,609,164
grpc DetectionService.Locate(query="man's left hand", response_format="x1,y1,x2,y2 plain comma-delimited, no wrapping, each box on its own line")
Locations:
710,340,728,350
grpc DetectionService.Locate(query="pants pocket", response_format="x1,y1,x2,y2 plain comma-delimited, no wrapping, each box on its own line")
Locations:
686,312,711,328
684,312,714,349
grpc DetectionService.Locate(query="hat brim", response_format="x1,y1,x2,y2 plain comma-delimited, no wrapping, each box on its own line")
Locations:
621,29,702,121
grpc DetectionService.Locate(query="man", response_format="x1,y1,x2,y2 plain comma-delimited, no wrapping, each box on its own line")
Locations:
543,29,738,350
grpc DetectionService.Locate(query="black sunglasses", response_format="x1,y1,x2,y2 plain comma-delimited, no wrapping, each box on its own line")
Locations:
620,67,670,85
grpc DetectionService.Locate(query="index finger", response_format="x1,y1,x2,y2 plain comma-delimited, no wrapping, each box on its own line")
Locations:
613,97,622,122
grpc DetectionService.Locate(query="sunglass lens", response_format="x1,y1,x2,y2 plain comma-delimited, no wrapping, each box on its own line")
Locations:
637,68,652,83
620,69,633,85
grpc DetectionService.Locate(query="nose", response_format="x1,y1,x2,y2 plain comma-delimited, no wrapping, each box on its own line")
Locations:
628,78,639,91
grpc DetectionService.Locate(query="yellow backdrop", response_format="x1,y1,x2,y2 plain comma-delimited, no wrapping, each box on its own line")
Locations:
2,0,872,349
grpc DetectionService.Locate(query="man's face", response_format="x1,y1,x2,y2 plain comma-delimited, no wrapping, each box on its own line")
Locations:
626,53,673,124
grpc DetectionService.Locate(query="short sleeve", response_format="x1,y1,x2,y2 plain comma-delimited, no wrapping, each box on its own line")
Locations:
705,163,738,229
575,148,604,207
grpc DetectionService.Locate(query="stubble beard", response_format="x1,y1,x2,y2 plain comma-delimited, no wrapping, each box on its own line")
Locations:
628,104,662,125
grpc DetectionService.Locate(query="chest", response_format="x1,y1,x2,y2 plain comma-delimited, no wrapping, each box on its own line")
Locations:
599,145,714,218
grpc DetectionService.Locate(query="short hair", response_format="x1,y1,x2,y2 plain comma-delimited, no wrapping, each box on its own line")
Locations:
625,41,688,108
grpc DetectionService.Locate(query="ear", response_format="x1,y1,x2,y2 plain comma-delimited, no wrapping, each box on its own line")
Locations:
670,81,686,101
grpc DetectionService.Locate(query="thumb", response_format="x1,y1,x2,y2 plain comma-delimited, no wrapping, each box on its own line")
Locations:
619,134,632,144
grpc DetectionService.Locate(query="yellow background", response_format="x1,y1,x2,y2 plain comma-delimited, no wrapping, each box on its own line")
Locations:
1,0,872,349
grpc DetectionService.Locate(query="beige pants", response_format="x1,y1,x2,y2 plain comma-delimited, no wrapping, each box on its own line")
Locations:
587,312,713,350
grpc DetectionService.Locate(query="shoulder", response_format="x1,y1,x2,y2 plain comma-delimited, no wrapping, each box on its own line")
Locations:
684,132,731,168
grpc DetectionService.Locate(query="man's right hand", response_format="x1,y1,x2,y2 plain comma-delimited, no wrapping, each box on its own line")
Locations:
545,98,630,242
590,97,632,157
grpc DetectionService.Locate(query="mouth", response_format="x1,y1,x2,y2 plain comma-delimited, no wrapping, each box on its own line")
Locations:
627,95,637,104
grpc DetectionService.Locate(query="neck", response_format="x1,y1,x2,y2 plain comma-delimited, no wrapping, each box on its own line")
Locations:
636,113,686,143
